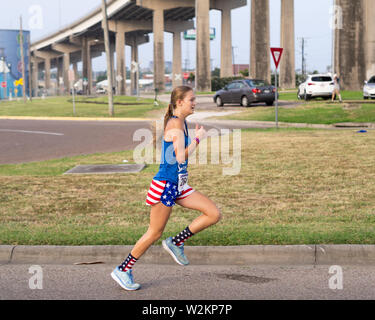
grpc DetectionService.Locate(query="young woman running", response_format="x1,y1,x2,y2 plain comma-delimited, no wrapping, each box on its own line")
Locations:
111,86,222,291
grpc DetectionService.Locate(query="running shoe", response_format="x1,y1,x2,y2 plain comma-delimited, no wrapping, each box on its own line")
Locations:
111,267,141,291
162,237,189,266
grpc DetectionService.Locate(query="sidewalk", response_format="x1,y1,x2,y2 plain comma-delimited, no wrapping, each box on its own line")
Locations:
2,244,375,266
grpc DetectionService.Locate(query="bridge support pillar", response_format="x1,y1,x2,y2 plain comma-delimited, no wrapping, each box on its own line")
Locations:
365,0,375,80
212,0,245,78
250,0,270,83
30,57,39,97
152,8,165,93
280,0,295,89
195,0,211,92
115,27,126,95
165,20,194,89
81,37,93,95
34,50,61,94
52,43,80,95
130,40,138,95
127,34,148,95
334,0,366,90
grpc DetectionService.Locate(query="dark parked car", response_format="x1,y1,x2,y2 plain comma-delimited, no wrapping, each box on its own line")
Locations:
214,79,276,107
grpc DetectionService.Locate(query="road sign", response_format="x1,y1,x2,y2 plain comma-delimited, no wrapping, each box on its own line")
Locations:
131,61,139,74
1,82,6,88
184,28,216,41
270,48,283,129
14,78,23,86
270,47,283,69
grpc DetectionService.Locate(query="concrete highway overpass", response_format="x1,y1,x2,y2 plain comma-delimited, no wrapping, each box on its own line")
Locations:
30,0,375,95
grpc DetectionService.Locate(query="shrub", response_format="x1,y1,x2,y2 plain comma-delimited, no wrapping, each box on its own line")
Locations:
211,76,244,92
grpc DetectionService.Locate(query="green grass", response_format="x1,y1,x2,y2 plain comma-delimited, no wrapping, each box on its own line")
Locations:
278,90,364,102
0,96,166,118
0,150,137,176
2,129,375,245
217,101,375,124
279,91,298,101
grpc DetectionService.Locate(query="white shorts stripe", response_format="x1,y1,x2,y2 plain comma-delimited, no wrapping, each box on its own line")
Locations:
150,184,164,194
146,196,159,204
148,189,162,199
153,180,166,188
177,188,195,200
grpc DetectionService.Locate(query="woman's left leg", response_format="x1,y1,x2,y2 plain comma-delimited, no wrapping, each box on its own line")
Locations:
176,191,221,235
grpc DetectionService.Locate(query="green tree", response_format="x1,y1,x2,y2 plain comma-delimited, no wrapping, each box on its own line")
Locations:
239,69,249,77
211,67,220,77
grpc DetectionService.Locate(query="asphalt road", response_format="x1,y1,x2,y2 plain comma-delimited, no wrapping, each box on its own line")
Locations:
1,263,375,300
0,98,306,165
0,116,246,165
0,119,155,165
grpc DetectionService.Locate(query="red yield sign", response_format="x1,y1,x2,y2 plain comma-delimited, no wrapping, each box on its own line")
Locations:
270,47,283,69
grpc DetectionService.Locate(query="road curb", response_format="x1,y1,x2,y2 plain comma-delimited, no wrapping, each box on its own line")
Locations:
2,245,375,266
0,245,15,264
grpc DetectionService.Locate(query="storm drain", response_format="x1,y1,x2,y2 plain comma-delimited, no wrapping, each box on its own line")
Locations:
64,164,145,175
215,274,277,284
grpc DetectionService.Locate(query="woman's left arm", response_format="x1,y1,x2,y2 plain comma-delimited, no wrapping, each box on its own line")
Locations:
185,124,207,159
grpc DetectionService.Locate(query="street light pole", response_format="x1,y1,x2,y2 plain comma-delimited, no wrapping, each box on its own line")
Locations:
20,16,27,103
28,35,32,101
101,0,114,116
1,56,6,100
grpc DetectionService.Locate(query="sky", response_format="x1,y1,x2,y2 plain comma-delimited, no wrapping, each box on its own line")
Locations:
0,0,334,74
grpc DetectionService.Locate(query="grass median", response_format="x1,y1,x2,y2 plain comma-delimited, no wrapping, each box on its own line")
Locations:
1,128,375,245
217,101,375,124
0,96,165,119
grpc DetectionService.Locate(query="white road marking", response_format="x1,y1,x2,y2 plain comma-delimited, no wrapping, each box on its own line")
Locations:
0,129,64,136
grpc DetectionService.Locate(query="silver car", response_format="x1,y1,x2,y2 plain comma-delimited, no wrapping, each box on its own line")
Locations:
363,76,375,99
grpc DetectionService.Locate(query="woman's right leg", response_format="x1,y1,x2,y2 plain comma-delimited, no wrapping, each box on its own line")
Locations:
112,203,172,290
131,202,172,259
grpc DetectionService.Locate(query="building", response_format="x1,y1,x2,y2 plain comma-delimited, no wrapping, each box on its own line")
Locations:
233,64,249,76
0,29,30,99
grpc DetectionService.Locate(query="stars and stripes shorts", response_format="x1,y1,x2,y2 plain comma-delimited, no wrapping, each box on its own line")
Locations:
146,179,195,207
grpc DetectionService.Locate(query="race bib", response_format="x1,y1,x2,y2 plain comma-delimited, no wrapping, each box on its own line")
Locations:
178,172,188,193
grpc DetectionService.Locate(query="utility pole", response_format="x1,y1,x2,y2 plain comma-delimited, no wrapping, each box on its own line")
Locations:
101,0,114,116
20,16,27,103
232,46,236,75
301,37,305,75
298,37,307,76
28,34,32,101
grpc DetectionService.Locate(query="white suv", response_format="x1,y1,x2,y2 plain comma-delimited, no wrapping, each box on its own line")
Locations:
363,76,375,99
298,74,334,101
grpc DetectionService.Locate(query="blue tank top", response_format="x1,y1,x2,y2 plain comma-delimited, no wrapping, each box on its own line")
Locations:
154,117,190,184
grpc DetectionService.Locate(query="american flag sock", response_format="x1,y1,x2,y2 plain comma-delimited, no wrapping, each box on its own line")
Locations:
172,227,194,247
118,253,138,272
